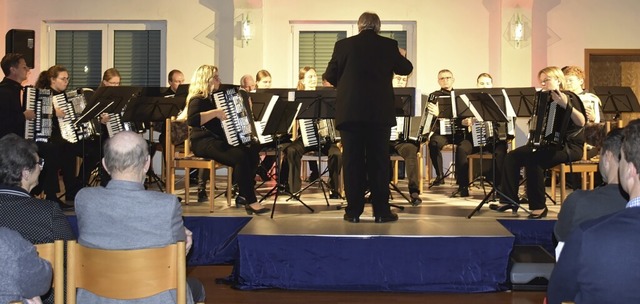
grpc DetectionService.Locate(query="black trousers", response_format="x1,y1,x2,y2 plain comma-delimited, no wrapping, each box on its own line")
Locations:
37,137,81,198
191,137,260,204
284,138,342,193
341,124,391,217
498,144,583,210
428,134,458,178
391,142,420,194
455,139,508,187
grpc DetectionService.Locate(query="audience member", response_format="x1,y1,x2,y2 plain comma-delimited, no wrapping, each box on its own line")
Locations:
554,128,628,248
547,119,640,304
0,227,52,304
74,131,205,303
0,133,75,304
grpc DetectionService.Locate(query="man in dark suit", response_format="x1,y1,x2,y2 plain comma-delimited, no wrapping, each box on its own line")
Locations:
324,12,413,223
547,119,640,304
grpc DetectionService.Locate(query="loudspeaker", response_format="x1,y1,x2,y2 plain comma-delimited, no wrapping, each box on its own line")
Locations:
5,29,35,68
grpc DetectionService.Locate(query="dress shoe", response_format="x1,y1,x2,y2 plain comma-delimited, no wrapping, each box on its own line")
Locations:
431,176,444,186
306,172,320,182
197,188,208,203
343,214,360,223
245,203,270,215
451,187,469,198
329,191,341,199
527,207,548,219
489,203,517,213
374,212,399,223
410,192,422,206
235,195,247,208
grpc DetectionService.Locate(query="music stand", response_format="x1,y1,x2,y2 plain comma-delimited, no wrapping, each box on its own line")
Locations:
428,91,458,188
259,98,312,218
593,86,640,120
290,89,338,207
503,87,537,118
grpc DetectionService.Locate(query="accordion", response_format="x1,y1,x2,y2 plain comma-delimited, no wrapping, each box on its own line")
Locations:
212,87,256,146
528,91,573,149
105,113,139,138
24,86,53,142
300,118,336,147
52,89,96,143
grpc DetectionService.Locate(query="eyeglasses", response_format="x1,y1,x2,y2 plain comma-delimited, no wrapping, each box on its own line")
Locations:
540,77,555,85
439,76,453,81
107,81,120,86
37,158,45,169
57,77,70,82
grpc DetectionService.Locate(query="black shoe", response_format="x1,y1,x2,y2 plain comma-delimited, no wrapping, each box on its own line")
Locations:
245,203,270,215
431,176,444,186
489,203,517,213
374,212,399,223
197,188,208,203
306,172,320,182
451,187,469,198
527,207,548,219
410,192,422,206
329,191,341,199
343,214,360,223
235,196,247,208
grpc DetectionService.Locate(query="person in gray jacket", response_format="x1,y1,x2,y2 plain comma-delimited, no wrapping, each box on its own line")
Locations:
74,131,204,303
0,227,52,304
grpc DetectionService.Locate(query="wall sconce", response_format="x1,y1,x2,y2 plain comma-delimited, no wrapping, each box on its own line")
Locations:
241,15,252,47
504,11,530,49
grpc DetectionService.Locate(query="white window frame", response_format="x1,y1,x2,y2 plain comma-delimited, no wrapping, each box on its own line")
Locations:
45,21,167,86
291,21,417,87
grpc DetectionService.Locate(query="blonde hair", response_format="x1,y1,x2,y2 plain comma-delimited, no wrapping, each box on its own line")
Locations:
296,66,315,90
538,66,566,90
185,64,219,108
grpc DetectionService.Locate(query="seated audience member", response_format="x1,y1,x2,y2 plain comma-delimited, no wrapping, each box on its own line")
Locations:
74,131,205,303
0,227,53,304
0,133,75,304
547,119,640,304
553,129,628,252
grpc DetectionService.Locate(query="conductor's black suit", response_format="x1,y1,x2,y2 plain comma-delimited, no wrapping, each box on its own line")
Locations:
324,29,413,219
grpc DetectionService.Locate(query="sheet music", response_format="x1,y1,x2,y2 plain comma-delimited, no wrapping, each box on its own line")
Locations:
450,90,457,118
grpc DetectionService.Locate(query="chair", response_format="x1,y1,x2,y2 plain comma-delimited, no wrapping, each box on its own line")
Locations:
550,144,599,204
165,117,233,212
35,240,64,304
66,241,195,304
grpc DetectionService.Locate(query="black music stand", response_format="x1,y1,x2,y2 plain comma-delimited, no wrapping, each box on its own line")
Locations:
76,86,142,186
428,91,458,188
259,99,312,218
290,89,337,207
130,94,186,191
249,92,279,191
593,86,640,120
503,87,537,118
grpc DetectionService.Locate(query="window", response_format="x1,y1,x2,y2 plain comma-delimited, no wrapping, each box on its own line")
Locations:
46,22,166,89
292,21,416,87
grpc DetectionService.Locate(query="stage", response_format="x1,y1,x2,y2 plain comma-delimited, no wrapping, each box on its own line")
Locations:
64,177,560,293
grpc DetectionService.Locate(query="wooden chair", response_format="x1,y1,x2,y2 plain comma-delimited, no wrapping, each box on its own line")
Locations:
165,117,233,212
467,139,516,185
66,240,195,304
550,144,599,204
35,240,64,304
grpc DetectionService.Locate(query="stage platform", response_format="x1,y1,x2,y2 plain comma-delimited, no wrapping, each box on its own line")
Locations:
64,177,561,293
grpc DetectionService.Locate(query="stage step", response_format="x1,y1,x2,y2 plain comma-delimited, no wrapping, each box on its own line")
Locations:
233,217,515,292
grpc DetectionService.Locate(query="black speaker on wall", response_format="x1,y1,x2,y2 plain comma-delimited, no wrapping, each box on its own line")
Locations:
6,29,35,68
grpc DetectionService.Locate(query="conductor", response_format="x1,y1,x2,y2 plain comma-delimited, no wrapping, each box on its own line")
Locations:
324,12,413,223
